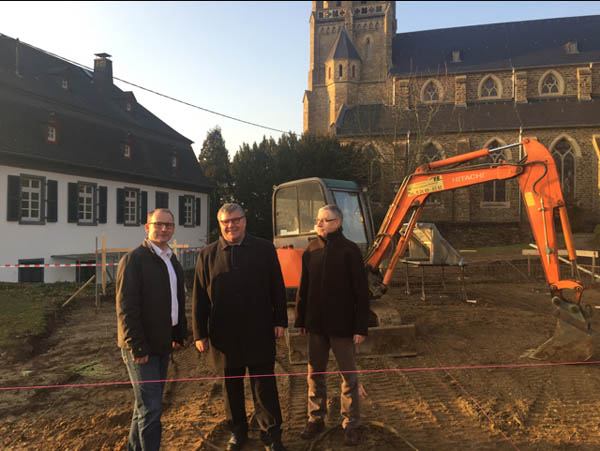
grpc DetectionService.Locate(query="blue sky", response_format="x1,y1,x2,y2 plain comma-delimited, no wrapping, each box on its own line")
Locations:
2,1,600,157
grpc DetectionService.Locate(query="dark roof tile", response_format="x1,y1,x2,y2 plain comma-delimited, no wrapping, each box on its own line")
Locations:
392,15,600,77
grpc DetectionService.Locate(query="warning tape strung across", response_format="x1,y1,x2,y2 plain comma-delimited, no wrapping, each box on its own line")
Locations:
1,263,119,268
1,248,204,268
2,359,599,392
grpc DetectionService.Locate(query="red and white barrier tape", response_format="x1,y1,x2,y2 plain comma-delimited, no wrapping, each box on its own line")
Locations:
1,248,204,268
1,263,118,268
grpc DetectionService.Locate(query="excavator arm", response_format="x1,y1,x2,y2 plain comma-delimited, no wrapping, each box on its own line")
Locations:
365,138,593,361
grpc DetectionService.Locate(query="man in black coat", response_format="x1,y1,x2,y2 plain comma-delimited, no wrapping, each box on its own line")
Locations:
116,208,187,451
295,204,370,446
193,203,288,451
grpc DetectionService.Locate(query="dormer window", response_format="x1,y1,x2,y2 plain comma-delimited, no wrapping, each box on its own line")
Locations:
61,79,69,90
565,41,579,55
47,126,57,143
123,143,131,159
452,50,462,63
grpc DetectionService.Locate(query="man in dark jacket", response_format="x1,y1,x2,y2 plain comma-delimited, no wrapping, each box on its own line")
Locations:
193,203,288,451
295,204,369,446
116,208,187,451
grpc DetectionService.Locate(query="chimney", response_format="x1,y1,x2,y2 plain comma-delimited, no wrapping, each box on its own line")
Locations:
93,52,113,91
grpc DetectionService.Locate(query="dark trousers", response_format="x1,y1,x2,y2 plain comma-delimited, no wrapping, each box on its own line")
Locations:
223,361,283,444
121,349,169,451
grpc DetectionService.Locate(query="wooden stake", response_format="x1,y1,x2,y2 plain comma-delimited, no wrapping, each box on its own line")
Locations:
63,274,96,308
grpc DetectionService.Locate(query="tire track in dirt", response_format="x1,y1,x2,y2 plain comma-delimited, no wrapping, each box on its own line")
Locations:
357,356,514,450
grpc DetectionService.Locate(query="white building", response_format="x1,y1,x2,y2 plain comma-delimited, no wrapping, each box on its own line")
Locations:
0,36,213,282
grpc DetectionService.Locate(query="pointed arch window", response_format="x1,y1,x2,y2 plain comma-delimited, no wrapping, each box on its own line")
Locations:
328,66,332,80
552,139,575,199
421,144,443,204
338,64,343,78
480,76,499,98
482,140,507,203
365,38,371,59
352,65,356,79
541,73,561,95
423,81,440,102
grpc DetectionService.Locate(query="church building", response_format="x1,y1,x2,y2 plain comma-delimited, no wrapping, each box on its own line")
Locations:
303,1,600,240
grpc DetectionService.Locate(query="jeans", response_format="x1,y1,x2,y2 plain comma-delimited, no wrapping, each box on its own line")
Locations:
121,349,169,451
307,333,360,429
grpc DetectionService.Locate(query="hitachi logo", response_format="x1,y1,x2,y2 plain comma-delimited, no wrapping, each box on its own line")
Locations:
452,172,485,183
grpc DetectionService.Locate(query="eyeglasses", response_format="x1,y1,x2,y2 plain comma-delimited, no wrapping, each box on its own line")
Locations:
316,217,338,224
149,222,175,229
220,216,245,226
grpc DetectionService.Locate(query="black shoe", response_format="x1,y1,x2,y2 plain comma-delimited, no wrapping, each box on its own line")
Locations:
226,431,248,451
300,420,325,440
264,439,288,451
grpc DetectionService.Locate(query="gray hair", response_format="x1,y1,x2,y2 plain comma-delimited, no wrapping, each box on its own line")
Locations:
147,208,174,223
319,204,343,221
217,202,245,219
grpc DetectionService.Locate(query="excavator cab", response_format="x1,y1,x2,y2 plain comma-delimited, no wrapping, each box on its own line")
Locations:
273,177,373,254
273,178,373,303
273,178,416,363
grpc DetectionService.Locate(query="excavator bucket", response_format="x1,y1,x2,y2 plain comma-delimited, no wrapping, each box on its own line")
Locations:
528,297,594,362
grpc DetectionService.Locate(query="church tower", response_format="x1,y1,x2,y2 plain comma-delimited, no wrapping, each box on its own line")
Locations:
303,1,397,135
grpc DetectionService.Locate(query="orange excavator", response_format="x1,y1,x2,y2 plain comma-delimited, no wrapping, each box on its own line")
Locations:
273,138,593,363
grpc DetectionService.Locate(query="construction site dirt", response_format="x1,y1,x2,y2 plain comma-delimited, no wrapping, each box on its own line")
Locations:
2,258,600,451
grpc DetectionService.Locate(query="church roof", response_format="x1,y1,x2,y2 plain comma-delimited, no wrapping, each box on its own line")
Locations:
391,15,600,77
327,28,362,61
335,98,600,137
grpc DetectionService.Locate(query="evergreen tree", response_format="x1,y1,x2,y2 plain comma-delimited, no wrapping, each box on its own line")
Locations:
230,133,370,240
198,126,231,240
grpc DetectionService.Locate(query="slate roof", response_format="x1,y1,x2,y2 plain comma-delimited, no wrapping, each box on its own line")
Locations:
0,34,213,192
391,15,600,77
327,28,362,61
335,97,600,137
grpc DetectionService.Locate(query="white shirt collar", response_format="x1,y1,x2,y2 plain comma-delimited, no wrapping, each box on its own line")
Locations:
149,240,173,259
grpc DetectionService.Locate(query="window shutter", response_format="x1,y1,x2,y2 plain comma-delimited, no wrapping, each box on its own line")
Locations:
141,191,148,224
68,182,78,223
195,197,201,226
7,175,20,221
178,195,185,225
98,186,107,224
46,180,58,222
116,188,125,224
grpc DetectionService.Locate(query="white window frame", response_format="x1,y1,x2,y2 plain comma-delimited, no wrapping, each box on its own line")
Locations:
47,126,57,143
78,183,95,224
123,143,131,159
20,176,43,222
124,189,138,225
184,196,194,227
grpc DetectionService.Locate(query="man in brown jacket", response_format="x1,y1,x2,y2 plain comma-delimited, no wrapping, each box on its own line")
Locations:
193,203,288,451
295,204,370,446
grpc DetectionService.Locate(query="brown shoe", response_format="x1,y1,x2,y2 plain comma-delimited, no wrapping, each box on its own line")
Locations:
343,427,359,446
300,420,325,440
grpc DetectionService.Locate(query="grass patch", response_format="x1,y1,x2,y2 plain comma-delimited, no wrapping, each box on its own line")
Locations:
0,282,97,353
